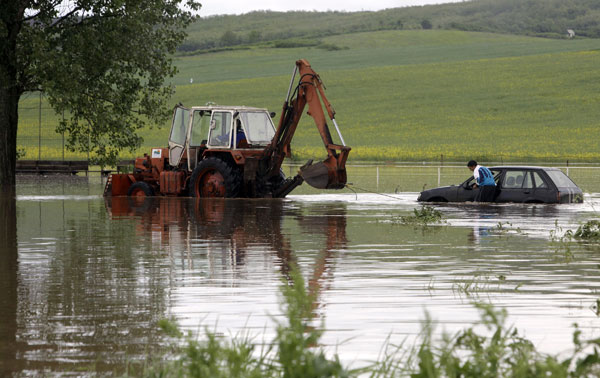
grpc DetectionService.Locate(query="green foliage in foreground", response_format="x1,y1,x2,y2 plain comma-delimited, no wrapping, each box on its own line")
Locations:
138,268,600,377
409,304,600,378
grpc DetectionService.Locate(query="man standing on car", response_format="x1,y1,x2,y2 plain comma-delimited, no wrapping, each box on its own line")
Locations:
467,160,496,202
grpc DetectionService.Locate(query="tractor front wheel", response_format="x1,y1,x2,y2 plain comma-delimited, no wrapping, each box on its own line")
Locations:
189,158,241,198
127,181,155,197
127,181,155,212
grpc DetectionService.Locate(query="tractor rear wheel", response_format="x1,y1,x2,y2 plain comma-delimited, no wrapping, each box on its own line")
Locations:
189,157,241,198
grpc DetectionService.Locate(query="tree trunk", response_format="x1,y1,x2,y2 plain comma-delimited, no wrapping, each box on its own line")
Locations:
0,191,18,374
0,2,23,189
0,85,19,188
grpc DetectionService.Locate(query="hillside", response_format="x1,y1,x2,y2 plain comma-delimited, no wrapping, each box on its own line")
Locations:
180,0,600,54
17,29,600,163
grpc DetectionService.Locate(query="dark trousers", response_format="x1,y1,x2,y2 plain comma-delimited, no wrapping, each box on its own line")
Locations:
476,185,496,202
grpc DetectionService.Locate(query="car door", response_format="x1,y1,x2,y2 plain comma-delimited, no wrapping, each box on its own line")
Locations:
495,169,533,203
531,170,555,203
456,169,502,202
456,177,478,202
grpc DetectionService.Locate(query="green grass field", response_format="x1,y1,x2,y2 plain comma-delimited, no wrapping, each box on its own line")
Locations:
16,30,600,163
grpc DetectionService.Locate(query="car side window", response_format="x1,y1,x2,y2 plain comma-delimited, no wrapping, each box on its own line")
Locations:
502,170,528,189
532,171,548,189
522,172,533,189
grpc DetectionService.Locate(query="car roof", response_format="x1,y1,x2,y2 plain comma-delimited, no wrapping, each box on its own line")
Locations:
489,166,561,171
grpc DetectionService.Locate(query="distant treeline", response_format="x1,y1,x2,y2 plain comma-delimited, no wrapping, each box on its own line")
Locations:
179,0,600,54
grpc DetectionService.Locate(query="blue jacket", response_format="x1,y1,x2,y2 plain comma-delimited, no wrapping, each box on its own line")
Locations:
476,166,496,186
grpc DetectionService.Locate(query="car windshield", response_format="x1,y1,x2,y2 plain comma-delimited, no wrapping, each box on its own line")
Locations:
239,111,275,144
546,170,578,188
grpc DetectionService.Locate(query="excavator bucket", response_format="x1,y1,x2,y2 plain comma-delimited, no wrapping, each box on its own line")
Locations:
299,153,348,190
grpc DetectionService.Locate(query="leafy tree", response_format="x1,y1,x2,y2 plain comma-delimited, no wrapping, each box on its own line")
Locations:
247,30,262,43
421,19,433,30
219,30,239,46
0,0,201,187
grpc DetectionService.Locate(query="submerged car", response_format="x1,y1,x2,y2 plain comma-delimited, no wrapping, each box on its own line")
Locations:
417,166,583,204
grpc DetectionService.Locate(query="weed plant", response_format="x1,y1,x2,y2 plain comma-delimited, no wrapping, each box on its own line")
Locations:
409,304,600,378
550,219,600,261
573,220,600,242
395,206,445,226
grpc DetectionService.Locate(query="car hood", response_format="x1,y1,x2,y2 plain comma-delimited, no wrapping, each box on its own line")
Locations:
418,185,457,201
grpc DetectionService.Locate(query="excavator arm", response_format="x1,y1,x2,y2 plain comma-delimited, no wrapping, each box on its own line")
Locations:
266,59,351,192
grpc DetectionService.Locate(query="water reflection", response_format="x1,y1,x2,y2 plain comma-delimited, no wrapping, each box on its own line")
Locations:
7,196,173,375
105,197,347,317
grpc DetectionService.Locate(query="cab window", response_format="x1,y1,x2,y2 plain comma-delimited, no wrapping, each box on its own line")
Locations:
169,107,189,146
190,110,211,147
239,111,275,144
208,112,232,147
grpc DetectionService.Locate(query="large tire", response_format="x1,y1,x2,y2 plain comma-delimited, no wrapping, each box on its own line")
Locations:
127,181,155,213
189,157,241,198
127,181,155,197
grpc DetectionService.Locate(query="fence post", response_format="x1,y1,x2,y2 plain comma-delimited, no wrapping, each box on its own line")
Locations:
566,160,569,176
376,166,379,190
87,124,90,177
437,166,441,187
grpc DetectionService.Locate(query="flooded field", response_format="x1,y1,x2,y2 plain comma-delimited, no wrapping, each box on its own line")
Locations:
2,174,600,375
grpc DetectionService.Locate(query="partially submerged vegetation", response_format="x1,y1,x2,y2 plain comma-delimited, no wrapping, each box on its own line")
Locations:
139,268,600,377
552,219,600,248
573,220,600,241
394,206,445,226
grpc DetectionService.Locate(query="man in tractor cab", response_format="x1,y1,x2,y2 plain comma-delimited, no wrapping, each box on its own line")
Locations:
234,119,247,148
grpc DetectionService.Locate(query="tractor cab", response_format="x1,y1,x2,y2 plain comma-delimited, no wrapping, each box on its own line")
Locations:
168,105,276,171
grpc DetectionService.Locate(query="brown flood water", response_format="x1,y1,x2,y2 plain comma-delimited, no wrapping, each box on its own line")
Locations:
2,176,600,375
